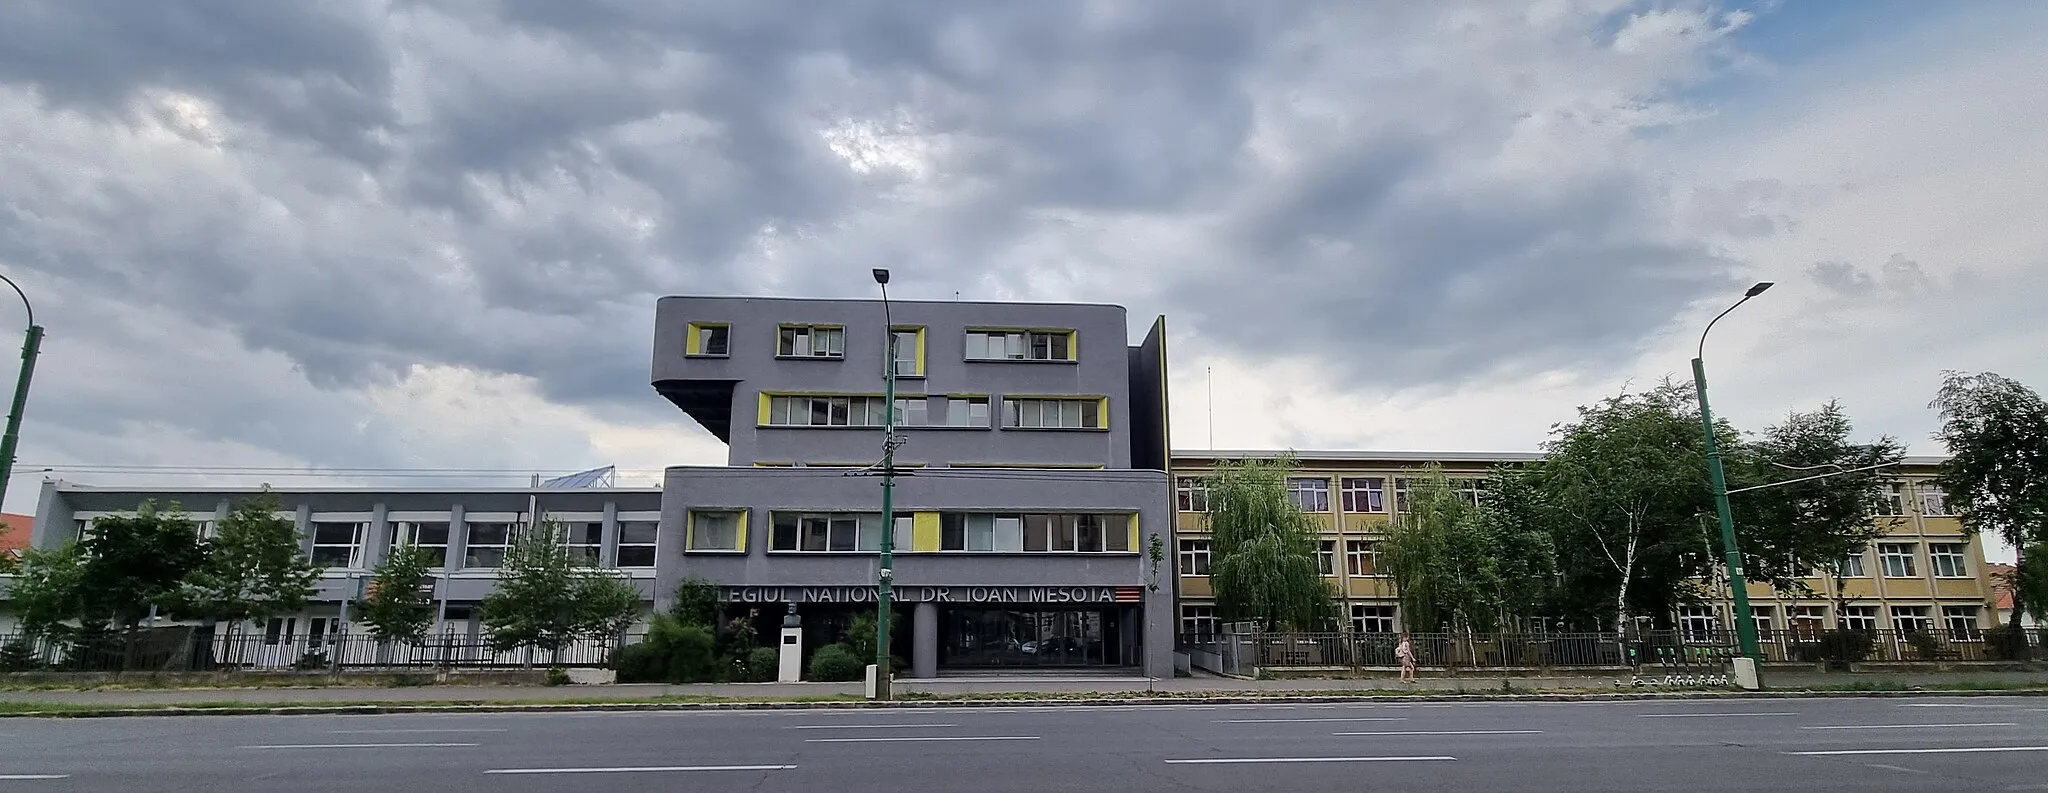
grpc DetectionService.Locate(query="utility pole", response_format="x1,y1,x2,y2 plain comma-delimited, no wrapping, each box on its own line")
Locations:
0,274,42,513
871,268,897,701
1692,281,1773,662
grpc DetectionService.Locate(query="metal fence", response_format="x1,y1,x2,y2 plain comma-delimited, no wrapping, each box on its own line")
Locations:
1181,626,2046,677
0,628,638,673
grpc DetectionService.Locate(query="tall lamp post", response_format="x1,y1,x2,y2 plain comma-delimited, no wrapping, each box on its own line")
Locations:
0,273,44,513
871,268,898,701
1693,281,1773,661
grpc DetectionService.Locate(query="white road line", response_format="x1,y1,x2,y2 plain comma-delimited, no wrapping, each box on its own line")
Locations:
0,775,69,781
1639,712,1799,718
1215,718,1407,724
1165,756,1456,765
1788,746,2048,756
486,765,795,775
1864,764,1929,775
1900,703,2020,708
1802,723,2021,730
1332,730,1544,736
787,724,958,730
329,728,511,734
240,743,479,750
805,736,1041,743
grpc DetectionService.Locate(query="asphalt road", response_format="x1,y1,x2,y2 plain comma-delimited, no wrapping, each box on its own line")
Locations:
3,696,2047,791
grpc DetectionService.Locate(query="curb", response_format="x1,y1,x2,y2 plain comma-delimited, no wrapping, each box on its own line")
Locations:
5,688,2045,718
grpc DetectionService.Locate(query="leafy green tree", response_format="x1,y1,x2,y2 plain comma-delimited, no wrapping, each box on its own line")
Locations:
1733,401,1906,595
1930,371,2048,631
1382,466,1555,633
1204,454,1336,631
481,518,644,658
1537,382,1720,630
175,493,321,632
0,521,18,574
76,501,208,631
667,575,720,626
6,542,88,638
360,544,438,645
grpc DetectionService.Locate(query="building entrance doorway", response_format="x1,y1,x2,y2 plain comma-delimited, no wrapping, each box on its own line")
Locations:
939,607,1135,667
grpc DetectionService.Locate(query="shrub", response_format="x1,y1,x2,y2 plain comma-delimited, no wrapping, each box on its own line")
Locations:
610,614,721,683
1984,625,2033,661
808,643,865,682
746,646,781,682
664,624,717,683
611,641,667,683
1816,629,1874,665
0,639,42,672
544,666,570,686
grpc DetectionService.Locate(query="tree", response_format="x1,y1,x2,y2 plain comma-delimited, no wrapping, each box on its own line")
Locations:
1733,401,1906,595
175,492,321,632
1930,371,2048,631
6,542,89,638
0,520,17,574
1537,382,1720,630
360,544,438,645
75,501,208,631
1381,466,1555,634
1204,454,1336,631
481,518,644,658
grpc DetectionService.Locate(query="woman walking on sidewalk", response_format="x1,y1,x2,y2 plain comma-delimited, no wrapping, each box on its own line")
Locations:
1395,632,1417,683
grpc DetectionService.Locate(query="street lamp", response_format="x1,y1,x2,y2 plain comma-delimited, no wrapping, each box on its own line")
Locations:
871,268,898,701
0,273,44,513
1692,280,1772,661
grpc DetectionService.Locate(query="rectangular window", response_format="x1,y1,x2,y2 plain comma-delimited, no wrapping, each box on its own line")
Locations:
688,510,744,551
891,327,924,376
1345,540,1379,576
1340,477,1385,513
1943,606,1981,638
563,521,604,566
1317,539,1337,576
1790,606,1827,638
1890,605,1932,634
1000,397,1103,429
1878,543,1918,578
778,324,845,358
944,396,991,427
687,323,729,356
1679,606,1721,641
1179,539,1211,576
1176,477,1209,512
895,396,930,427
1393,479,1412,513
765,394,891,427
1871,482,1905,516
1836,551,1868,578
1917,484,1951,516
1181,605,1219,639
616,521,658,568
309,522,365,568
464,522,516,568
1840,605,1879,632
1456,479,1487,507
1750,605,1776,640
940,512,1129,552
768,513,901,552
1287,477,1331,512
965,329,1071,361
389,522,451,568
1351,605,1397,634
1928,543,1968,578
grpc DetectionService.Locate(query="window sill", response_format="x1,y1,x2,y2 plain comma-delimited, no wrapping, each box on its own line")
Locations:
774,354,845,361
1933,575,1975,580
964,358,1079,365
683,353,730,359
999,426,1110,432
900,424,993,431
683,549,746,555
928,551,1142,556
759,425,893,430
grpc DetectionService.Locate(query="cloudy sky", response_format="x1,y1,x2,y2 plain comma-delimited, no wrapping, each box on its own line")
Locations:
2,1,2044,527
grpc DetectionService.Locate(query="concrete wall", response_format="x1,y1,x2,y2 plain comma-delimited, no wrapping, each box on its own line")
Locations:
651,296,1139,468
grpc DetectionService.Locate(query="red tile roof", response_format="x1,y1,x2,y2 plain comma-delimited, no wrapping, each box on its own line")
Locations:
1987,563,2016,611
0,512,28,560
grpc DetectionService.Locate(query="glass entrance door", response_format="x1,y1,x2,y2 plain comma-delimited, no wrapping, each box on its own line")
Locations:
940,608,1135,668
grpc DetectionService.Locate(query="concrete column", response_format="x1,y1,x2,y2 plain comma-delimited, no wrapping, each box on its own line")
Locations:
600,502,620,568
364,503,390,569
295,504,314,556
447,505,468,571
912,602,939,679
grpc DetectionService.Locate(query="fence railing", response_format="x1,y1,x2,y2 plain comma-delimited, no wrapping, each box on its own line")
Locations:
1180,626,2046,676
0,629,643,674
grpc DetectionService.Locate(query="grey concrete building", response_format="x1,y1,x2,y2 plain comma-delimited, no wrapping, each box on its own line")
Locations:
652,295,1175,678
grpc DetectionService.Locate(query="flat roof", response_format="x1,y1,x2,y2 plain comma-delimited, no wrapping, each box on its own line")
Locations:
1170,450,1950,466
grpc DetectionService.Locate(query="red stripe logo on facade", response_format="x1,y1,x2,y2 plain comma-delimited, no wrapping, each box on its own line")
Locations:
1113,587,1143,603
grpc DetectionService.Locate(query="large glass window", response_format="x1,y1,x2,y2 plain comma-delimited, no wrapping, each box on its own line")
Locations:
563,521,604,565
1182,606,1219,639
616,521,658,568
1340,477,1384,513
1287,477,1330,512
1179,539,1211,576
1001,398,1103,429
778,325,844,358
464,522,515,568
965,330,1071,361
1878,543,1919,578
944,396,991,427
1943,606,1981,638
1351,605,1397,634
309,522,365,568
1928,543,1968,578
1176,477,1209,512
1917,484,1951,516
891,327,924,376
941,513,1130,552
766,394,891,427
1345,540,1379,576
1836,551,1868,578
687,323,728,356
1678,606,1721,641
894,397,930,427
387,521,450,568
1790,606,1827,638
1317,539,1336,576
1871,482,1905,516
688,511,743,551
769,513,906,552
1840,605,1879,632
1890,605,1932,634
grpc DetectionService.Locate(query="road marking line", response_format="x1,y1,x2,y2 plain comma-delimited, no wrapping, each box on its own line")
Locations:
1802,723,2021,730
330,728,511,734
1864,764,1928,774
788,724,958,730
1333,730,1544,736
0,775,69,781
241,743,479,750
805,736,1040,743
486,765,795,775
1900,703,2019,708
1215,718,1407,724
1788,746,2048,756
1639,712,1799,718
1165,756,1455,765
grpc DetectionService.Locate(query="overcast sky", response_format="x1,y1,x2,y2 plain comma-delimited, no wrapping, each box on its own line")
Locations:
3,1,2044,539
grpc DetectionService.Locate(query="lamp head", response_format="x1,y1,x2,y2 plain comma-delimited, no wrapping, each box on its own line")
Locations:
872,268,891,286
1745,281,1774,297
